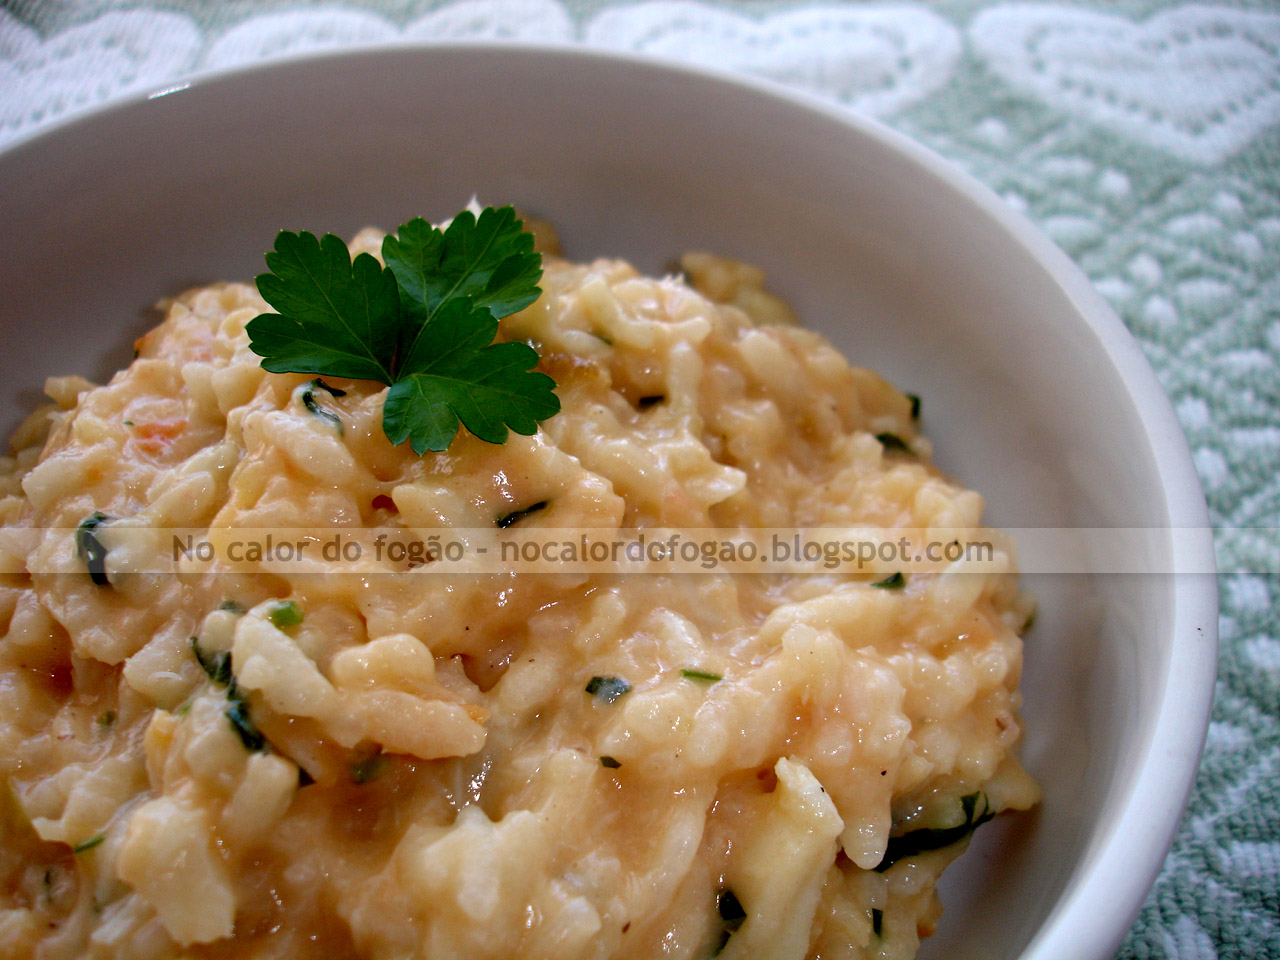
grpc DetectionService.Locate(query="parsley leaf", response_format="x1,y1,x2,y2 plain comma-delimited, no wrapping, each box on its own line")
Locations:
384,299,557,453
382,207,543,324
246,205,558,454
248,230,398,383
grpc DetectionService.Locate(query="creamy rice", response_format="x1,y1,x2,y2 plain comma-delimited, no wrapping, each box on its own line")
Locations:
0,222,1038,959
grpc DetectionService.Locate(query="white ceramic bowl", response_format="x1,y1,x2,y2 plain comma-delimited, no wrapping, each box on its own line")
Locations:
0,44,1216,960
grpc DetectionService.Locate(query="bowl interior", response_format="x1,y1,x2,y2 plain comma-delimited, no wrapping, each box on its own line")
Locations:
0,46,1214,960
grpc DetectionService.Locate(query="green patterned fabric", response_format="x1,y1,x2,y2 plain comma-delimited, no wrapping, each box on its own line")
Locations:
1,1,1277,957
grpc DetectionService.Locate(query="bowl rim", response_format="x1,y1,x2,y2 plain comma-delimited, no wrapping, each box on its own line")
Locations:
0,40,1219,960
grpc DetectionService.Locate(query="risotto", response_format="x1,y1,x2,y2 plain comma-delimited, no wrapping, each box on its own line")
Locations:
0,219,1038,959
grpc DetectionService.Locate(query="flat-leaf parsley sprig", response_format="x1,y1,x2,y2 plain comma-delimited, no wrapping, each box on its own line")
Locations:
246,205,560,454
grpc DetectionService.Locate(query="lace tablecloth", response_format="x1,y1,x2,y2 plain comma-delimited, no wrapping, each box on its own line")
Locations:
2,1,1277,957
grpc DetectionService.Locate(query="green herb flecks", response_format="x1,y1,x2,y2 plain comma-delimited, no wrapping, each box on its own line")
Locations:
247,206,559,454
586,675,632,703
71,834,105,854
75,512,113,587
225,678,266,753
300,378,346,434
875,433,913,455
871,572,905,590
680,669,722,684
875,792,995,872
218,599,245,614
266,600,303,630
97,710,116,728
191,636,232,686
496,500,548,529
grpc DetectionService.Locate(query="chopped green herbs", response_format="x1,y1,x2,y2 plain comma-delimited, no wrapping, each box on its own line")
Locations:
585,675,632,703
311,378,345,398
600,756,622,769
871,908,884,938
266,600,303,630
875,433,913,454
680,669,722,684
71,834,105,854
122,420,134,427
191,636,232,686
191,635,266,753
906,393,921,420
714,888,747,954
875,792,995,872
496,500,548,529
225,680,266,752
871,572,905,590
351,752,387,785
247,206,559,454
300,378,346,434
97,710,116,728
75,512,113,586
226,699,264,751
218,599,245,614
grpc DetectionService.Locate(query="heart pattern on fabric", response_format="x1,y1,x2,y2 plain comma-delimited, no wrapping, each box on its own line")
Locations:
204,0,573,71
403,0,573,43
971,4,1280,165
584,1,961,117
0,9,200,142
203,9,398,70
